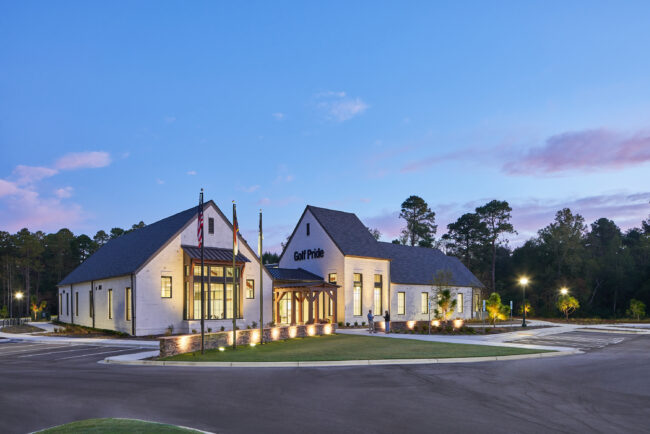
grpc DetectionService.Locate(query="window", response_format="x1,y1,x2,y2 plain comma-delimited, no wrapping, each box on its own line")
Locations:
353,273,362,316
208,217,214,234
75,292,79,316
88,290,92,318
226,284,234,318
125,287,132,321
397,292,405,315
210,283,224,319
306,223,310,236
59,293,62,315
328,273,337,284
108,289,113,319
194,265,208,276
185,265,190,276
421,292,429,314
457,293,464,313
373,274,382,315
66,293,69,316
211,266,223,278
246,279,255,299
161,276,172,298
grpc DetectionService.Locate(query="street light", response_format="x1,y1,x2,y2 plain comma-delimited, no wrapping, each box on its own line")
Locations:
519,277,529,327
560,287,568,295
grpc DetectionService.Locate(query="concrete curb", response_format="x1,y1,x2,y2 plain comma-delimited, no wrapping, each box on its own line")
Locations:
104,349,582,368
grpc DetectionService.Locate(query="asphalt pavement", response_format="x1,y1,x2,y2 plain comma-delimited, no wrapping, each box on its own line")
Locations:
1,332,649,434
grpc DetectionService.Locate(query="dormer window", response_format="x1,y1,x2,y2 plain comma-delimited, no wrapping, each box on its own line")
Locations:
306,223,310,236
208,218,214,234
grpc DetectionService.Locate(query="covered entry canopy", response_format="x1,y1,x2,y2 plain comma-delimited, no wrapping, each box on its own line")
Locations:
266,267,339,325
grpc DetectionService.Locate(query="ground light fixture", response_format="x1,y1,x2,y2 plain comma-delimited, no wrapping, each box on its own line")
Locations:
518,277,529,327
218,347,225,352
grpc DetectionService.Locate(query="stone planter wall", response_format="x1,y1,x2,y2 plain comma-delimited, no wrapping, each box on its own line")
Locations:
159,323,336,357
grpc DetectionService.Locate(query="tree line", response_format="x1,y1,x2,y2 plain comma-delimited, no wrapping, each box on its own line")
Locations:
390,195,650,319
0,222,145,318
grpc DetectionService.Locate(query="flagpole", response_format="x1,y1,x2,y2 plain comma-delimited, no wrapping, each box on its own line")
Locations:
200,189,205,354
259,209,264,345
232,201,237,349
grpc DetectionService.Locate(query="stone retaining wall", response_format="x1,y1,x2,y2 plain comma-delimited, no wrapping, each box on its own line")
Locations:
159,323,336,357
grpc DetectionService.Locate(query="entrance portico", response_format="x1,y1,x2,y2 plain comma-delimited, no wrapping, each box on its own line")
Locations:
266,267,339,325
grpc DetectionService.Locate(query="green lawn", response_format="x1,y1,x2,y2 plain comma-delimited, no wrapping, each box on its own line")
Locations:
163,333,550,362
37,418,201,433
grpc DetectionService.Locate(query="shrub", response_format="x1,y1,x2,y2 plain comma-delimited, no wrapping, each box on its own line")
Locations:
220,326,225,331
251,321,258,328
207,327,212,333
627,299,646,321
338,322,343,327
361,321,366,327
165,324,174,336
346,322,350,327
191,329,197,334
354,321,359,327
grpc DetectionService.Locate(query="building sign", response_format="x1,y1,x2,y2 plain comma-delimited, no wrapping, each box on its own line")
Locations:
294,248,325,261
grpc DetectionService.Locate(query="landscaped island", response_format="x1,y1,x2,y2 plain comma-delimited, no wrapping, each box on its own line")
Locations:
161,334,550,362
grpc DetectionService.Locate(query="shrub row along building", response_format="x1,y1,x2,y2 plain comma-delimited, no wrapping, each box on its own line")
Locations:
57,201,484,335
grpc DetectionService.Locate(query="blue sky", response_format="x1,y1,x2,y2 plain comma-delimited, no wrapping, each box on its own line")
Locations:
1,1,649,252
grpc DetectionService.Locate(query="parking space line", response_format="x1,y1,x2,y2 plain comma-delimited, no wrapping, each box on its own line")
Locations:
0,344,68,356
18,346,100,358
55,348,141,360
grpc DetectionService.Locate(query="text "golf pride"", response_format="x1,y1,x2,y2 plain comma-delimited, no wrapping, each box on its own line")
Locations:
294,248,325,261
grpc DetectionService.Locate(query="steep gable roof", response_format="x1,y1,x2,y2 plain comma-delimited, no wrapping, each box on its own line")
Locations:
304,205,384,258
281,205,484,287
58,204,201,286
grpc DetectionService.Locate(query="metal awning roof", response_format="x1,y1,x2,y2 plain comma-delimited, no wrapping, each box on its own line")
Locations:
182,245,250,263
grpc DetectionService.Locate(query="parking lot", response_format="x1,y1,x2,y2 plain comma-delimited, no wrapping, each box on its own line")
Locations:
0,340,153,365
507,330,628,351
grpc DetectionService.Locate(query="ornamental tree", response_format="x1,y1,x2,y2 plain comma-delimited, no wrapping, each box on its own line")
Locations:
627,299,646,321
486,292,509,327
556,295,580,321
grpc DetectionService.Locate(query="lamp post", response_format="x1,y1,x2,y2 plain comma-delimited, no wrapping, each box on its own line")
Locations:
14,291,24,325
519,278,529,327
560,287,568,296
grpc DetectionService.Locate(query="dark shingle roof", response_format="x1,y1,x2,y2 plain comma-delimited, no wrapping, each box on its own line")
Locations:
182,245,250,263
59,204,201,286
265,267,324,282
306,206,383,257
288,205,484,288
378,242,483,287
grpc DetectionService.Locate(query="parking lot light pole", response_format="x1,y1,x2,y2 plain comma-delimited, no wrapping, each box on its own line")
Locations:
519,278,529,327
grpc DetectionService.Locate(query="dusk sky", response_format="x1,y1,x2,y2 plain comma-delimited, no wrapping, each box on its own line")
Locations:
1,1,649,253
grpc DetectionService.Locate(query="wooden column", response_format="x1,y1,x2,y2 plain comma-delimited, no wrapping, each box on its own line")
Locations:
298,293,304,324
315,292,320,323
332,290,338,324
291,291,297,325
308,291,314,324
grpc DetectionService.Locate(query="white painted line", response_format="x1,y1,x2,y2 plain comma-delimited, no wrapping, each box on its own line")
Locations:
55,348,141,360
18,346,97,358
0,344,66,356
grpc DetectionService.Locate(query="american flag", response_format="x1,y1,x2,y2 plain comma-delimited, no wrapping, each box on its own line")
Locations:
232,202,239,255
197,190,204,248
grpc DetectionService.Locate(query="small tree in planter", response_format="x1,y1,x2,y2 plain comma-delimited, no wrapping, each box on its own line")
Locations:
556,294,579,321
430,269,456,332
486,292,509,327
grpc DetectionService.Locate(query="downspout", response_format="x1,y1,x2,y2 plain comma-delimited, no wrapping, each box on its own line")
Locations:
131,273,136,336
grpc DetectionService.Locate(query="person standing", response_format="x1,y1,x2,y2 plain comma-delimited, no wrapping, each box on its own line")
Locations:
367,310,374,333
384,310,390,334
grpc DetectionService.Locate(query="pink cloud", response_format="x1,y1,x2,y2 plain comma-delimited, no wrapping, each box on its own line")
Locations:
0,187,84,232
504,129,650,175
54,151,111,170
0,179,20,197
13,165,58,185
